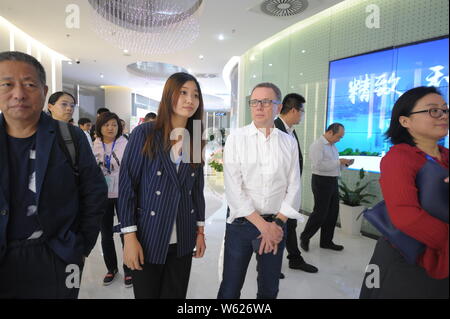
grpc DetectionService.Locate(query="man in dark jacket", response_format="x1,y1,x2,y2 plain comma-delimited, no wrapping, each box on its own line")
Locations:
274,93,318,274
0,51,107,298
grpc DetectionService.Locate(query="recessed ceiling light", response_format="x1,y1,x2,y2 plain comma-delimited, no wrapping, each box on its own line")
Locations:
199,55,204,60
252,74,256,78
301,50,306,53
123,49,129,54
218,34,225,41
187,68,192,73
100,73,104,78
68,61,73,65
250,56,255,61
299,73,303,76
268,63,273,67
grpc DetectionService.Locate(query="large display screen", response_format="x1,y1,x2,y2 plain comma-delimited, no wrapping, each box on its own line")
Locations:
326,37,449,173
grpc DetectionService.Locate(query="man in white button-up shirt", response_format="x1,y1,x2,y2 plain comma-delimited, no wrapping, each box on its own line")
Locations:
300,123,353,252
217,83,302,299
274,93,318,275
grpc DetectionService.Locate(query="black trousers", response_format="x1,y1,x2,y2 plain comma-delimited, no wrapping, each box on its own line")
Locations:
285,218,303,260
101,198,130,276
131,244,193,299
301,174,339,245
0,237,83,299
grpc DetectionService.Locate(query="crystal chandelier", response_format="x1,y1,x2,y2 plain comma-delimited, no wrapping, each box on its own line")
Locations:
88,0,203,55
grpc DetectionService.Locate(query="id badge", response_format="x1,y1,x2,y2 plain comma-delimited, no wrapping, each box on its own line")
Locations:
104,175,113,193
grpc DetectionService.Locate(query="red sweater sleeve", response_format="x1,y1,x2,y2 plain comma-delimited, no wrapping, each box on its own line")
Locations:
380,144,449,279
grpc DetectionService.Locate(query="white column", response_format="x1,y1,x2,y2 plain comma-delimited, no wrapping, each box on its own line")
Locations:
104,86,132,128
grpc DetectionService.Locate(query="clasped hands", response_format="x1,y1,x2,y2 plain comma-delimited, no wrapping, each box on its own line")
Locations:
256,220,284,255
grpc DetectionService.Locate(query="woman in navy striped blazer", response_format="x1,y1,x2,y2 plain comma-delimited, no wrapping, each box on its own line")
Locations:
118,72,206,299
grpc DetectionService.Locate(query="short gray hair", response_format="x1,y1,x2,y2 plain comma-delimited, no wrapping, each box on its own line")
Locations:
251,82,282,102
0,51,46,87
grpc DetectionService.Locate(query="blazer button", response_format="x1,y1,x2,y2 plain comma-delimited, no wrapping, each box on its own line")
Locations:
150,211,156,216
189,191,192,195
156,191,161,196
191,173,195,177
0,210,8,216
157,171,162,176
191,209,195,214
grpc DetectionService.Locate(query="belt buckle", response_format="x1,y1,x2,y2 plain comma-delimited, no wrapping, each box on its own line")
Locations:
262,214,275,222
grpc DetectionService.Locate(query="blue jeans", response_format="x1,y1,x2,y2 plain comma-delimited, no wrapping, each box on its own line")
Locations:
217,218,286,299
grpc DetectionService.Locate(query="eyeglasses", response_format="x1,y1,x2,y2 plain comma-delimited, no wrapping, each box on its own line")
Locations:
60,102,77,108
249,99,280,108
409,108,449,119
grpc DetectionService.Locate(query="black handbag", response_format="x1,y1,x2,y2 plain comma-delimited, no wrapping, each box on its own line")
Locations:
362,156,449,264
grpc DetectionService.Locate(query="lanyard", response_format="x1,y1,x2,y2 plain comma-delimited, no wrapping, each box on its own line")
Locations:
102,139,117,174
425,154,437,163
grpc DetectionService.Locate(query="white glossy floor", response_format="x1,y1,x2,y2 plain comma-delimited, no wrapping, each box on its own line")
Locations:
78,177,377,299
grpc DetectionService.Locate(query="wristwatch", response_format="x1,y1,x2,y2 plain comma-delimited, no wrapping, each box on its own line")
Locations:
273,217,285,227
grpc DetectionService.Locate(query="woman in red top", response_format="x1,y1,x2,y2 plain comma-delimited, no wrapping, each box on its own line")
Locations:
360,86,449,299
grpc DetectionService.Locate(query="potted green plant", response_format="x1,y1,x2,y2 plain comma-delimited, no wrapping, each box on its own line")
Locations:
338,168,376,236
208,148,223,173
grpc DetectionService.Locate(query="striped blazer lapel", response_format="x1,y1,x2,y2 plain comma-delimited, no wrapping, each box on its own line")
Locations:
160,149,181,190
177,161,191,186
178,135,194,186
154,131,181,189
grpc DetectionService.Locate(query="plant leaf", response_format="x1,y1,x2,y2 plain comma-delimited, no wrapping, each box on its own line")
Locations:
354,181,372,194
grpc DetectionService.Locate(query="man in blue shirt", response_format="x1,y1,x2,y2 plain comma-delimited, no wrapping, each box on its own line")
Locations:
0,51,107,298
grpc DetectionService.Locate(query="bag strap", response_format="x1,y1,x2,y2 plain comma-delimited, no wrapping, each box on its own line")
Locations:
57,121,79,178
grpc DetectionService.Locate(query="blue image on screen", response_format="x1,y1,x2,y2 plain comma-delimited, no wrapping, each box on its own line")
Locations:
326,37,449,173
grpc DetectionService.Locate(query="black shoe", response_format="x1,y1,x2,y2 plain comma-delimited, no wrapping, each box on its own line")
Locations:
300,239,309,252
280,272,285,279
103,269,118,286
320,242,344,251
124,275,133,288
289,259,318,273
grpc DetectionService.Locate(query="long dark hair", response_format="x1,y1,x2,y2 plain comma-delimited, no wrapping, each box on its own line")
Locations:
385,86,442,146
142,72,205,166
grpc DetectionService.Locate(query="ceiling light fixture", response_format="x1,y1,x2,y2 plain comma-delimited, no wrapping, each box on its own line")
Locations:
218,34,225,41
127,61,187,79
260,0,309,17
88,0,204,55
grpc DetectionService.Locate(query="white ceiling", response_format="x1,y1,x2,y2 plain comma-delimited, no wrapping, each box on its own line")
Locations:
0,0,343,109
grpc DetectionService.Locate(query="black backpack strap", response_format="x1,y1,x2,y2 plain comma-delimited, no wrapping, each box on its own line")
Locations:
57,121,80,179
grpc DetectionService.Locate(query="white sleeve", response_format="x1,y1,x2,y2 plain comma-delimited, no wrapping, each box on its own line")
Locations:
224,134,256,221
279,140,303,221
